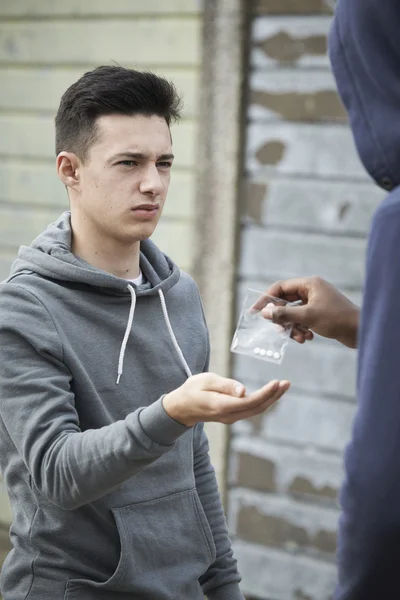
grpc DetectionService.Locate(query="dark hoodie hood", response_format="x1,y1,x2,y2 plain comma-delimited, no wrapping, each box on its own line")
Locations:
329,0,400,191
8,211,180,296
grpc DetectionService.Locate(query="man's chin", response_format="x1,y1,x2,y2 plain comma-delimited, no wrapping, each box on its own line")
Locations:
125,224,158,243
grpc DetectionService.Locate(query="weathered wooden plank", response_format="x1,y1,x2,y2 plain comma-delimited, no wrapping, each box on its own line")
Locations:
0,116,197,169
0,161,196,220
229,488,339,557
0,68,198,118
0,207,193,271
0,0,199,17
251,16,332,69
233,540,336,600
233,387,355,454
254,0,334,15
249,69,345,123
243,175,383,234
239,227,366,288
0,20,200,66
229,436,344,503
246,122,367,179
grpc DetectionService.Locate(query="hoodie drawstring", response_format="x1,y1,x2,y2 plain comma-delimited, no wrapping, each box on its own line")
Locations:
116,284,193,384
158,288,192,379
117,285,137,384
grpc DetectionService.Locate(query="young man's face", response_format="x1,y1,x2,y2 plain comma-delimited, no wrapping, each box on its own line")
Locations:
71,114,173,244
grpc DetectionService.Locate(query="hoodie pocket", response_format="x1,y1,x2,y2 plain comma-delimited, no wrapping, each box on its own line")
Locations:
64,488,216,599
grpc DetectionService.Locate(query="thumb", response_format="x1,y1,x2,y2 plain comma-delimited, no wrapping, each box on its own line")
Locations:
262,303,308,327
202,373,246,397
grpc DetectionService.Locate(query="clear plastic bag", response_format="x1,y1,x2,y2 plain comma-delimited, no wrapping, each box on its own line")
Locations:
230,288,294,365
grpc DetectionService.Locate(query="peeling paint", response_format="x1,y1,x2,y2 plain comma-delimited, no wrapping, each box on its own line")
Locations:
234,540,336,599
256,31,327,63
338,201,350,221
231,437,344,496
237,506,336,554
238,506,308,549
254,0,334,14
236,452,277,493
251,89,346,122
256,140,286,165
289,476,338,501
244,182,267,223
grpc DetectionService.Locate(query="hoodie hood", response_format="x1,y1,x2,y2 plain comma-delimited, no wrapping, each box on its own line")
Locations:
8,211,180,296
329,0,400,191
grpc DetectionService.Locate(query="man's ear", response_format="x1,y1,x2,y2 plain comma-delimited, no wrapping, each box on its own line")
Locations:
56,152,81,191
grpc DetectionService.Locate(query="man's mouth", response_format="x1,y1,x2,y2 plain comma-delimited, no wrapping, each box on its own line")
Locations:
132,204,159,211
131,204,160,218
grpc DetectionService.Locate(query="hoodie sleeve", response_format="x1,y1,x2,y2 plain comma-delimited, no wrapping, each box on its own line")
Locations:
336,191,400,599
194,424,244,600
0,283,189,511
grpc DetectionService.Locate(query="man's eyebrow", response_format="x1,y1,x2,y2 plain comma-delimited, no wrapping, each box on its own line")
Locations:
110,152,175,161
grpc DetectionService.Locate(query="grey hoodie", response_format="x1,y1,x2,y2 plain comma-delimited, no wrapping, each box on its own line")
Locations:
0,212,243,600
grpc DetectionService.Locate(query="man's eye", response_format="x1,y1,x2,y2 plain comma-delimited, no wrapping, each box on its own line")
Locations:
118,160,136,167
157,162,172,169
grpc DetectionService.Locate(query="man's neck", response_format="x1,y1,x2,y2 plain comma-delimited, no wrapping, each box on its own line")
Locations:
71,217,141,280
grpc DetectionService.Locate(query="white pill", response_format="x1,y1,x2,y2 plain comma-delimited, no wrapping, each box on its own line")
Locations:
254,347,260,355
266,350,273,357
273,352,281,360
259,349,266,356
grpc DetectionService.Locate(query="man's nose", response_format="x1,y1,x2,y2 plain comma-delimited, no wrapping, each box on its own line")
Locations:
139,165,163,195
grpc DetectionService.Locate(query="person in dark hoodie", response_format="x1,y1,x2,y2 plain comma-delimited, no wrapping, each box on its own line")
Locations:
261,0,400,597
0,66,290,600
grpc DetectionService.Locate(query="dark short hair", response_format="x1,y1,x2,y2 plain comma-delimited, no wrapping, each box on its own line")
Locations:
55,65,183,160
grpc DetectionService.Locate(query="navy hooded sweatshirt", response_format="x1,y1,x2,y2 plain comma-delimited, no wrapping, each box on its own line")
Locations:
329,1,400,598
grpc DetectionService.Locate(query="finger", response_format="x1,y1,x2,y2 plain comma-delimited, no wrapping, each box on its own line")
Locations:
266,278,310,303
294,323,312,335
200,373,246,397
251,381,289,412
223,382,290,424
208,380,281,414
262,303,310,328
292,326,314,343
251,294,280,313
246,380,290,407
292,332,306,344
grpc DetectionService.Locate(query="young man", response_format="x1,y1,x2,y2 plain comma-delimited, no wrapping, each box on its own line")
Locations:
0,66,290,600
263,0,400,597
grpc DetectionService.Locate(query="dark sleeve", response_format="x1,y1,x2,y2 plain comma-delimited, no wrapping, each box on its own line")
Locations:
336,193,400,599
